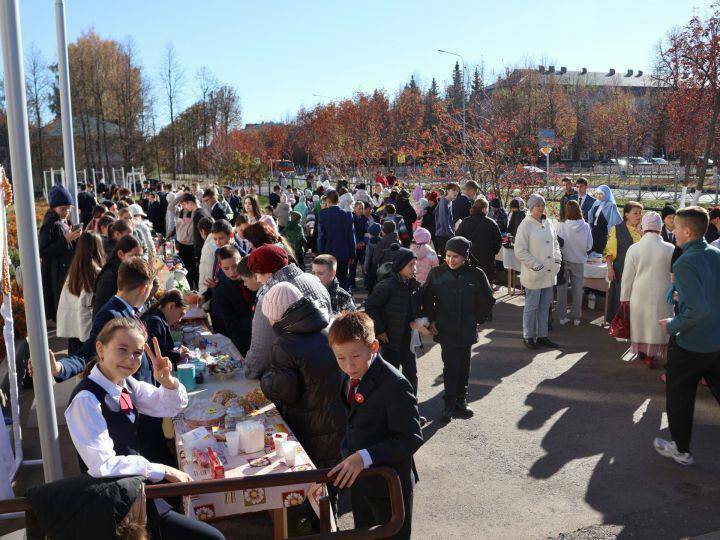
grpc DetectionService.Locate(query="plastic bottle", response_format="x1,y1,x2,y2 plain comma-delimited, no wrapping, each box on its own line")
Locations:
588,292,597,310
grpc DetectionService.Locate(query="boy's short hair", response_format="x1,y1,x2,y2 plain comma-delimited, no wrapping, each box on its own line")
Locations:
709,207,720,221
313,254,337,270
211,219,233,235
203,187,218,199
385,204,396,214
676,206,710,236
328,311,376,348
117,256,153,291
110,219,133,237
325,190,339,204
446,182,460,192
576,177,588,186
382,220,396,234
98,214,116,231
197,216,215,235
465,180,479,191
237,257,253,278
235,213,250,226
217,245,240,260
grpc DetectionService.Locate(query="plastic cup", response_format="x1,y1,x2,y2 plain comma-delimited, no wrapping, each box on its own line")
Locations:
273,433,288,457
283,441,298,467
177,364,196,391
226,431,240,456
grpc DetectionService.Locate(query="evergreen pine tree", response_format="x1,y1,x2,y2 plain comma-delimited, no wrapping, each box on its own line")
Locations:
445,61,465,112
424,77,440,129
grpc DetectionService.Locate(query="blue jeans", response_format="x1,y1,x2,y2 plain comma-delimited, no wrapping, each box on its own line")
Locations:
523,287,553,339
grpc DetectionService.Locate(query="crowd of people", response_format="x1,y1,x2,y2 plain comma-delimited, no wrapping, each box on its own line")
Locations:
29,169,720,537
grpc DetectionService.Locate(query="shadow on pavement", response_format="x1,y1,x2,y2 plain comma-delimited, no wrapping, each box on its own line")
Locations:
519,317,720,539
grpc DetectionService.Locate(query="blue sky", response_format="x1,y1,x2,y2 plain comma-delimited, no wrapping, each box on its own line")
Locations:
17,0,715,126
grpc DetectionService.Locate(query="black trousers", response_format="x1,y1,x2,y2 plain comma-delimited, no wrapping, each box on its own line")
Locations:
177,242,198,290
666,341,720,453
336,259,350,291
349,247,365,291
435,235,451,258
351,487,413,540
440,344,472,408
382,339,418,395
157,509,225,539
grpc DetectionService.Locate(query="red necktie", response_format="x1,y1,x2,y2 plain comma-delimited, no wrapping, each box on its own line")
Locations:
347,378,360,404
119,388,135,416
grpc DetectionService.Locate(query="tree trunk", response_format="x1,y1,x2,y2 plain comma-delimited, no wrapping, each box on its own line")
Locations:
695,90,720,195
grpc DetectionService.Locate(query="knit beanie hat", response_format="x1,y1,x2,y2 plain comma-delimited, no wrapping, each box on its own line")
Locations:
262,282,303,323
490,198,501,209
390,244,417,273
445,236,472,258
641,211,662,233
661,205,676,220
48,184,73,208
368,222,381,236
289,211,301,222
259,214,278,233
413,227,431,245
247,244,288,274
527,193,546,210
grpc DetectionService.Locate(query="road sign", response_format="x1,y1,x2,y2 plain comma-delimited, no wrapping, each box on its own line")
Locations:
540,146,552,156
538,129,556,148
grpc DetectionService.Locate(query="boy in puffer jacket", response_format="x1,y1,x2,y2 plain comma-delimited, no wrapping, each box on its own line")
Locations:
362,222,383,291
410,227,439,285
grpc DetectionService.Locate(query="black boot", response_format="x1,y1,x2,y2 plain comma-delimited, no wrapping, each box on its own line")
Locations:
453,402,474,419
523,338,538,350
536,337,559,348
441,406,454,423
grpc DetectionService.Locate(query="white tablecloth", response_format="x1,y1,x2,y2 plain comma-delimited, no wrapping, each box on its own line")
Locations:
499,248,608,280
583,261,608,280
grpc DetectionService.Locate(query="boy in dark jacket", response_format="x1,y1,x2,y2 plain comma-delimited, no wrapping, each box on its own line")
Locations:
328,312,423,540
363,222,383,291
142,289,189,368
212,246,256,355
423,236,495,422
260,282,345,468
365,246,421,396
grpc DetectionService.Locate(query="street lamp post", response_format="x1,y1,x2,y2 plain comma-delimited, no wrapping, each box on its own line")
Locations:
0,0,63,481
54,0,79,224
438,49,467,165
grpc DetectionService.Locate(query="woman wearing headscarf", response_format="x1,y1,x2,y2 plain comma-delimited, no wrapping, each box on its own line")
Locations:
508,197,526,237
514,194,561,350
604,201,643,323
293,191,309,222
619,212,675,368
587,185,622,254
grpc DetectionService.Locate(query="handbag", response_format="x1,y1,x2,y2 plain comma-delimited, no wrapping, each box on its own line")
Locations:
609,300,631,339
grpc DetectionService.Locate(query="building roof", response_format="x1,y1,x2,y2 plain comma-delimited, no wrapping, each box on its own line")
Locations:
486,66,669,90
45,116,121,138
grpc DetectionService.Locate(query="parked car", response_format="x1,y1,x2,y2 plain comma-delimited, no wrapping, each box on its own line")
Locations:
624,156,651,166
649,157,668,165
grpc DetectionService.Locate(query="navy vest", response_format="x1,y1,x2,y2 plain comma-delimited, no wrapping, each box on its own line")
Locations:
69,377,141,474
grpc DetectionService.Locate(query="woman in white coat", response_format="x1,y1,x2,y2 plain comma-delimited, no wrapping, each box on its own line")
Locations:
620,212,675,368
514,193,561,350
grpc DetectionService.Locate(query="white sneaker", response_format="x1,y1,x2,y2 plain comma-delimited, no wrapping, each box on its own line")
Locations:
559,318,570,326
573,319,581,326
653,438,694,465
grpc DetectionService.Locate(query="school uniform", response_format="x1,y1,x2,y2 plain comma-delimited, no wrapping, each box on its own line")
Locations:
142,308,181,367
65,365,223,540
341,356,423,539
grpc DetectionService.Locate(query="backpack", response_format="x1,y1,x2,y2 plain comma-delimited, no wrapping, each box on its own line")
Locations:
175,212,194,245
376,261,394,283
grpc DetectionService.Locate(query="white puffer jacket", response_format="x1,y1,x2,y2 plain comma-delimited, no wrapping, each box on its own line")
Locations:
514,215,561,289
56,279,94,342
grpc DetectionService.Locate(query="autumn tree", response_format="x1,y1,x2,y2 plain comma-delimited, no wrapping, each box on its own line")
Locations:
160,44,183,179
26,43,51,179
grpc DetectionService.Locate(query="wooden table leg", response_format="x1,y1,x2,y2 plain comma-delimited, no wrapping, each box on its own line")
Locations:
271,508,287,540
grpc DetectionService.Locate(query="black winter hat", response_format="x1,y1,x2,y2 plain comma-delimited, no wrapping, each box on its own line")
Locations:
390,243,417,273
445,236,472,258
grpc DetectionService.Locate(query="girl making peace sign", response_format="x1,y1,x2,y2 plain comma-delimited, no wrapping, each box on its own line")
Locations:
65,317,224,539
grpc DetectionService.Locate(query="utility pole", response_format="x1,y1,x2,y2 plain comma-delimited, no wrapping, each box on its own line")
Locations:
0,0,63,481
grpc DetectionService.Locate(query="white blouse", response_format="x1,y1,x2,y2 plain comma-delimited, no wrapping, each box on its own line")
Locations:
65,365,188,481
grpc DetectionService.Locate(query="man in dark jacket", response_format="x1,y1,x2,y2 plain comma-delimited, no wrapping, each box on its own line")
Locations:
350,202,369,289
76,182,97,226
203,187,232,221
452,180,479,223
224,185,241,217
423,236,495,422
212,246,255,355
317,190,356,290
146,191,165,237
395,192,418,247
327,312,423,540
558,177,579,221
365,246,421,396
269,185,281,208
455,197,503,283
260,283,345,469
576,177,596,221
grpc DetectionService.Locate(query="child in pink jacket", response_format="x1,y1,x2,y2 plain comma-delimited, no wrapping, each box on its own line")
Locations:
411,227,439,285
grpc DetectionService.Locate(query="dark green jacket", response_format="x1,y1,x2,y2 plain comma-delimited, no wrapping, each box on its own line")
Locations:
422,263,495,346
365,273,422,351
282,220,307,262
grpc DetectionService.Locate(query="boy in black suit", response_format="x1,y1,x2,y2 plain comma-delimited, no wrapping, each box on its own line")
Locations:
328,312,423,539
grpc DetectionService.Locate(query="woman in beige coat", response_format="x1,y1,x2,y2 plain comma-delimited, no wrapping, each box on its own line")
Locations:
620,212,675,368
